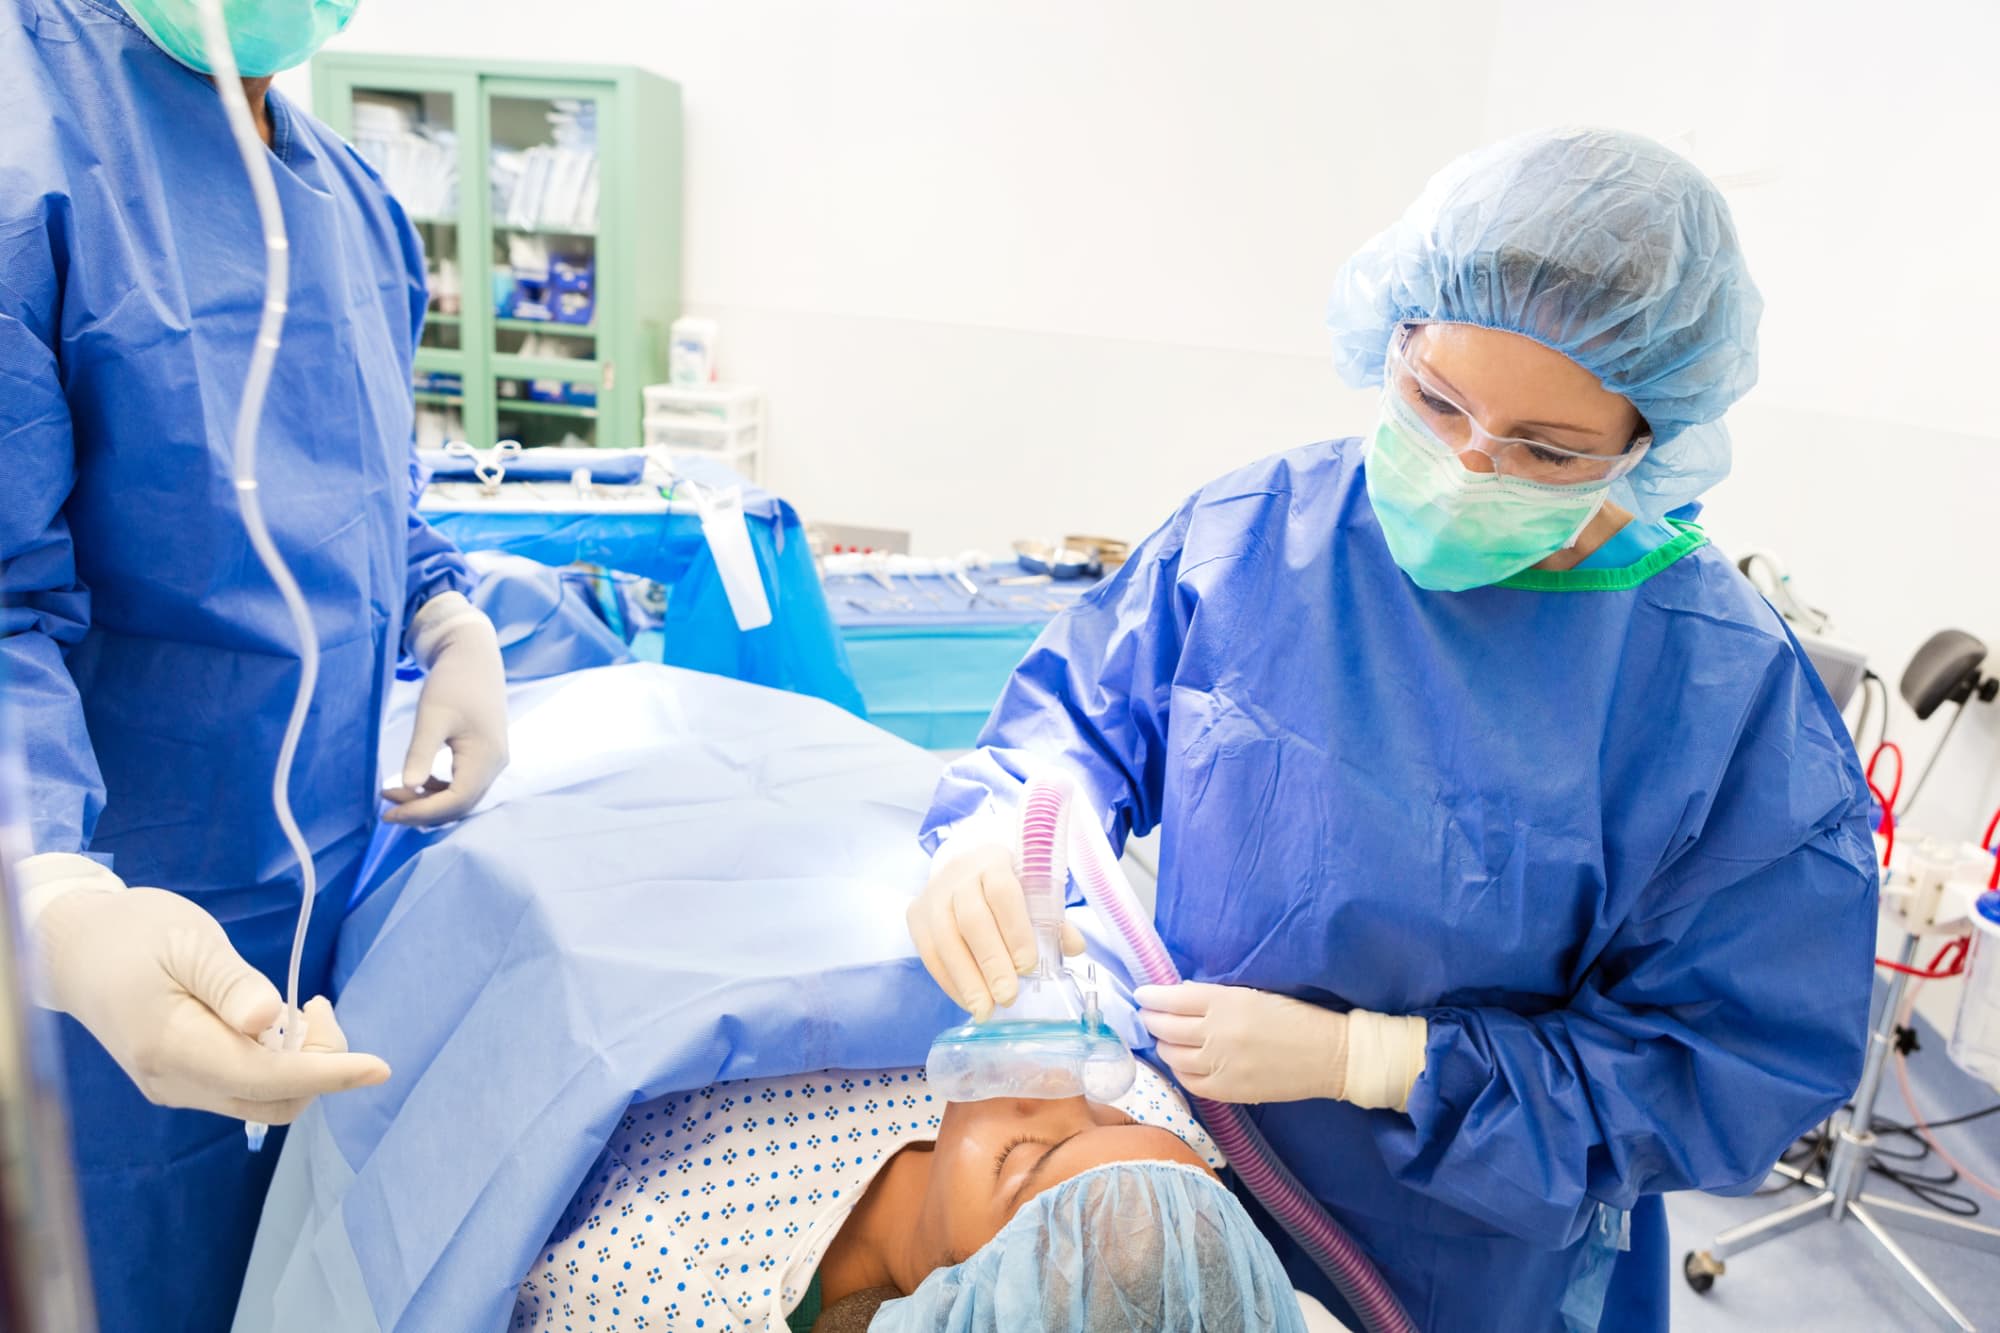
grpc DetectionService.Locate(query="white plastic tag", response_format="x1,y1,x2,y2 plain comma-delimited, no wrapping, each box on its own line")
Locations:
691,484,773,631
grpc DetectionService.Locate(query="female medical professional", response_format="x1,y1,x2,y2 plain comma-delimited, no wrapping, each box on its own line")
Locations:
908,129,1880,1331
0,1,508,1328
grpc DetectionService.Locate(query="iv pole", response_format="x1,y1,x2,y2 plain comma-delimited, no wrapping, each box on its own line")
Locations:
0,841,99,1332
1684,919,2000,1330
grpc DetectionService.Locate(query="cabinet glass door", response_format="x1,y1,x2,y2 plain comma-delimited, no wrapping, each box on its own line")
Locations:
319,68,487,448
485,84,610,447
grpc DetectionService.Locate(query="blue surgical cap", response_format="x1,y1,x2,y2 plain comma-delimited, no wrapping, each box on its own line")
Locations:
1328,127,1763,520
869,1162,1309,1333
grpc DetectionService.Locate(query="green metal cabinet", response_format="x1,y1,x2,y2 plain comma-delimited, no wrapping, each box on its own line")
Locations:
312,54,681,449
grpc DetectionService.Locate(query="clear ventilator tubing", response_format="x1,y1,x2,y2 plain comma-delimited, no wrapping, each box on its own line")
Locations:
194,0,317,1153
1020,775,1418,1333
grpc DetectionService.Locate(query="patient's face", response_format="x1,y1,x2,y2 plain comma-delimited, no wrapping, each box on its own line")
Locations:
916,1096,1217,1267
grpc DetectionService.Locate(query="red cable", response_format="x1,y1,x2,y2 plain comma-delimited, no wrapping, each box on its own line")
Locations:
1894,984,2000,1203
1866,741,1904,813
1866,777,1895,866
1876,936,1970,979
1984,806,2000,891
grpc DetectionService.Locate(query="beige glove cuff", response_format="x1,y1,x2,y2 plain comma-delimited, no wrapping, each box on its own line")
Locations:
1342,1009,1430,1113
406,591,491,667
16,853,128,1009
16,852,126,932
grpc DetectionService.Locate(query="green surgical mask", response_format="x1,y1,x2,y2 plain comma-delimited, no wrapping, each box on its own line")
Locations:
1365,391,1611,592
119,0,359,77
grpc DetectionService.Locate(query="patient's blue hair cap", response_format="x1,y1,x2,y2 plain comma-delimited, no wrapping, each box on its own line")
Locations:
869,1161,1309,1332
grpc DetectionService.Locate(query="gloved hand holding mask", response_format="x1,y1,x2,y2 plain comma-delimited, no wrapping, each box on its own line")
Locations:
909,815,1086,1022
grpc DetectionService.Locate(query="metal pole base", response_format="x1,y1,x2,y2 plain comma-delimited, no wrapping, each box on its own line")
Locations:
1685,1184,1981,1330
1768,1159,2000,1254
1850,1201,1978,1332
1702,1190,1836,1263
1682,926,1990,1329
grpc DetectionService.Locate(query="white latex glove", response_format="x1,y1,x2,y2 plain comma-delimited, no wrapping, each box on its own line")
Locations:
1136,982,1349,1104
21,854,390,1122
382,591,510,826
1136,982,1429,1110
908,814,1085,1022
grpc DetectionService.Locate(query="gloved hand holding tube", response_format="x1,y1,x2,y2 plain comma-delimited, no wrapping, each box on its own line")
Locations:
382,591,510,826
18,853,389,1122
1136,981,1429,1111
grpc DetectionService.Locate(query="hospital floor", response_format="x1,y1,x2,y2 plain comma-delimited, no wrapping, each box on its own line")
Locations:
1110,830,2000,1332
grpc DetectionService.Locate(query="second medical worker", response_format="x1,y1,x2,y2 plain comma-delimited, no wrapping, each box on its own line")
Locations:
908,128,1880,1331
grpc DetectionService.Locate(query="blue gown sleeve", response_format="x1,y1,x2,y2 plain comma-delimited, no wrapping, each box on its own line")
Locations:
1381,660,1881,1249
390,206,473,626
0,215,105,855
404,452,473,623
921,502,1197,857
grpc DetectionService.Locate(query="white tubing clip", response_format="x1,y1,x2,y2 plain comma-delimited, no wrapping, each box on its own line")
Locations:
445,439,523,494
243,1007,302,1152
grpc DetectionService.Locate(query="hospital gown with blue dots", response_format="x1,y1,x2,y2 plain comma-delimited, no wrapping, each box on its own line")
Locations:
512,1064,1219,1332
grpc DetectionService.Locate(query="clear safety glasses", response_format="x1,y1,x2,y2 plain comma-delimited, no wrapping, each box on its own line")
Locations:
1385,323,1652,487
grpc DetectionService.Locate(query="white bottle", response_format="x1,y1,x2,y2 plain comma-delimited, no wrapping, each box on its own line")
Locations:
670,316,719,385
433,257,462,316
1949,892,2000,1091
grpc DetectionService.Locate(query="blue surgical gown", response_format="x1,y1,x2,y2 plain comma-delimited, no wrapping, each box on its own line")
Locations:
924,440,1879,1332
0,3,470,1328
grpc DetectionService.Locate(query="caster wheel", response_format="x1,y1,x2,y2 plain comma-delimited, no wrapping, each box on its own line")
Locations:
1683,1250,1724,1294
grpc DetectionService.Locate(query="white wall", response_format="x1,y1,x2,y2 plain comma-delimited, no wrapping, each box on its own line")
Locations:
1478,0,2000,1023
286,0,1999,865
281,0,1500,550
1479,0,2000,837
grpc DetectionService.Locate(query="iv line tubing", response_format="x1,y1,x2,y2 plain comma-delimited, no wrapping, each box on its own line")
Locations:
192,0,319,1147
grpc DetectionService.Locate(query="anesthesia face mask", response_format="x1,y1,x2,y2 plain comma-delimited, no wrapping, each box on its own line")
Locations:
924,798,1137,1103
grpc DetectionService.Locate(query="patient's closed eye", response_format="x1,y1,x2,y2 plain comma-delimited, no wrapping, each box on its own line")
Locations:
991,1135,1045,1178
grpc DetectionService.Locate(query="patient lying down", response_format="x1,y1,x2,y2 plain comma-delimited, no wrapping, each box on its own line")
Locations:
514,1063,1310,1332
